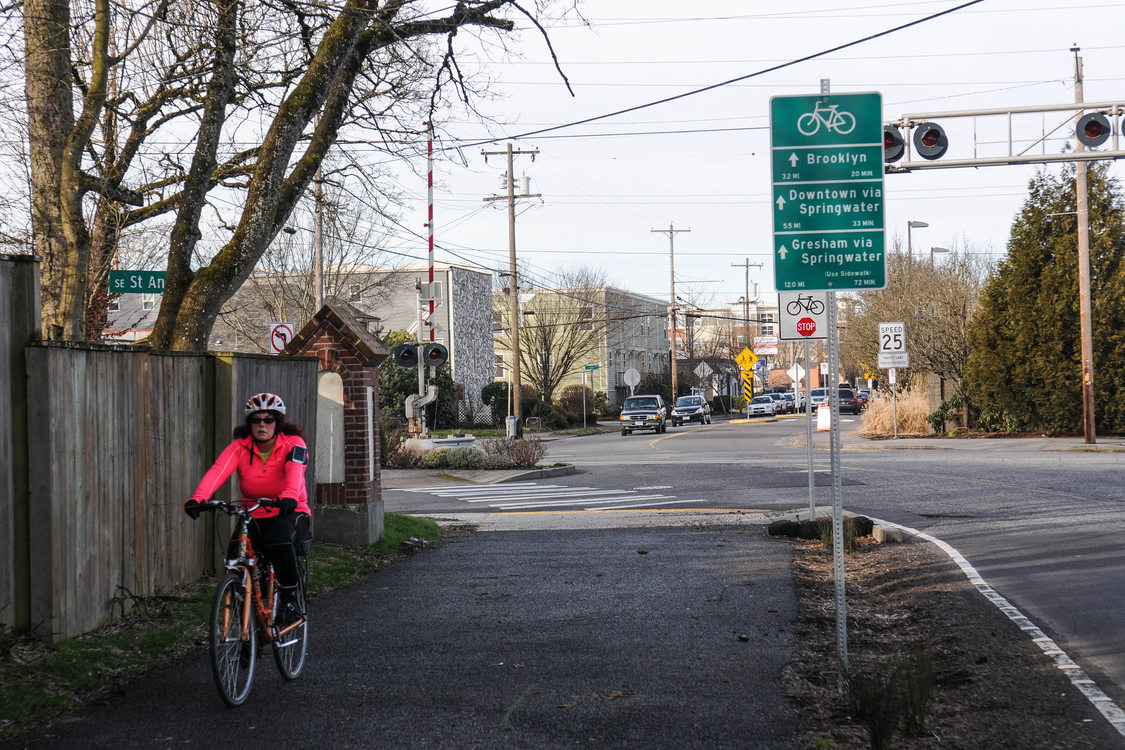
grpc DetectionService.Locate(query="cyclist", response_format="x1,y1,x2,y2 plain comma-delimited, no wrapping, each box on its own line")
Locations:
184,393,311,625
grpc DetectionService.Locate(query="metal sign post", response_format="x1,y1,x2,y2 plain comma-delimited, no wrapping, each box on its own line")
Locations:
804,340,815,517
827,292,848,687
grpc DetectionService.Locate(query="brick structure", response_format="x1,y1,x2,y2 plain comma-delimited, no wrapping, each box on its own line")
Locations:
286,305,387,545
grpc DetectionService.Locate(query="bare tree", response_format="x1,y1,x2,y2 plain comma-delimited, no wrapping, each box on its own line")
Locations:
21,0,571,348
498,268,617,401
840,244,991,404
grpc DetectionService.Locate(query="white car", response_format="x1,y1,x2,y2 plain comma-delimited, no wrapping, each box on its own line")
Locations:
747,395,776,416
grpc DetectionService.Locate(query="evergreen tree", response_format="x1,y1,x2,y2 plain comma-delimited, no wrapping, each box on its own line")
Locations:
965,163,1125,434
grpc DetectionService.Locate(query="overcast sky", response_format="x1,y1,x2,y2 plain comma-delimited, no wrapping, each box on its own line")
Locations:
391,0,1125,309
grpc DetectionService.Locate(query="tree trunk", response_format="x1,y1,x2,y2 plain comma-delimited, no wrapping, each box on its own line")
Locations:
24,0,74,340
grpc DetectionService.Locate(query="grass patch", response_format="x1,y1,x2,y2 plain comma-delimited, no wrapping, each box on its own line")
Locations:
0,513,446,741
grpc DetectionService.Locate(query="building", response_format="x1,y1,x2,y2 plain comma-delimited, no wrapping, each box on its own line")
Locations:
494,286,670,407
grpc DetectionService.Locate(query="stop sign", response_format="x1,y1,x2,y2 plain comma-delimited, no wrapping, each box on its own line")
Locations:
796,317,817,337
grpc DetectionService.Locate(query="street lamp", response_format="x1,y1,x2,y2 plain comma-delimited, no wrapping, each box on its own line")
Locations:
907,220,928,260
929,246,949,267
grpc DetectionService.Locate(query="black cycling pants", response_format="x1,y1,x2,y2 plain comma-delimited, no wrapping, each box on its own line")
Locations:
230,513,311,588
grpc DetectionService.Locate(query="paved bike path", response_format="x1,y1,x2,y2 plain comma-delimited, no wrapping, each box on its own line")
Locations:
3,523,799,749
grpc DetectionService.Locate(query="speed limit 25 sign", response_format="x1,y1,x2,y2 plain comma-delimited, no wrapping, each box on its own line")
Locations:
877,322,909,368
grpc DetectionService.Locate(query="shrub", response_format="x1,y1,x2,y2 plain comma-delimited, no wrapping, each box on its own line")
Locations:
415,449,450,469
558,384,594,421
480,436,547,468
443,446,485,469
926,396,963,434
857,386,932,438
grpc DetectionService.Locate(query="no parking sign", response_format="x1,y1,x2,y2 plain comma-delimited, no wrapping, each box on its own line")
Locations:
268,322,295,354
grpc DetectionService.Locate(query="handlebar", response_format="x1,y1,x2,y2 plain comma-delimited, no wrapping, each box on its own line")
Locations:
194,498,283,518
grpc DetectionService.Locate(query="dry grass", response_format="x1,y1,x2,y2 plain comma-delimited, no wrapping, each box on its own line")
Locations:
858,386,932,438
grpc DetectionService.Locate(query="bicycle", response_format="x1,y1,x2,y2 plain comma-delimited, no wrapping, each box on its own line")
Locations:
786,294,826,316
796,102,855,136
194,499,309,706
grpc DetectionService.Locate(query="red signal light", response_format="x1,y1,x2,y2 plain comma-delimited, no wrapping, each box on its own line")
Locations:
1077,113,1111,148
912,122,948,160
883,126,905,163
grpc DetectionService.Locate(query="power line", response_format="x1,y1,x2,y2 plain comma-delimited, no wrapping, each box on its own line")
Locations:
461,0,987,147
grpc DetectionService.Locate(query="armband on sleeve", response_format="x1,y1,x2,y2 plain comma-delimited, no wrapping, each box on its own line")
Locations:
288,446,308,465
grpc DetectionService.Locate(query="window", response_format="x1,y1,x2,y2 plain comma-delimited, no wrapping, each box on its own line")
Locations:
108,298,119,312
142,294,155,311
579,306,593,331
494,354,506,378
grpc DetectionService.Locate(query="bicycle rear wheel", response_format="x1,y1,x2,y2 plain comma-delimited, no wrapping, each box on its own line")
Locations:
210,572,256,706
273,556,308,679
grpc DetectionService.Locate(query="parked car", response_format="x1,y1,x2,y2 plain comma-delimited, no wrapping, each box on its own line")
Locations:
838,388,862,415
857,390,871,410
671,395,712,426
764,392,790,414
809,388,829,408
747,395,777,417
620,394,668,435
782,393,797,412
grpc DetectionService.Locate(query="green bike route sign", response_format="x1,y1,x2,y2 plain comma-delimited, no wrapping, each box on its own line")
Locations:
769,92,886,291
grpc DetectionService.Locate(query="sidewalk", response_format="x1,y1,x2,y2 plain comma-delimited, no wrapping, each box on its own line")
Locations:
794,427,1125,453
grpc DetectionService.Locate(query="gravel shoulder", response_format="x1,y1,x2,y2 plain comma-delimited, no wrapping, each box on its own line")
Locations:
783,536,1125,749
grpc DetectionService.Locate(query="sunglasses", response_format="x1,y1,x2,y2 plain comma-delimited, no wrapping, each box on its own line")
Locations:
249,416,276,425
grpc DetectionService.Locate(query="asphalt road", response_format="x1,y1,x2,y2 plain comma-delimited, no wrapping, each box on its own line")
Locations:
3,515,798,749
8,414,1125,748
386,415,1125,709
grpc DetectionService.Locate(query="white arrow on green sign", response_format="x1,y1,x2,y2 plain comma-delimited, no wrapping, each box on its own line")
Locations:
770,92,886,291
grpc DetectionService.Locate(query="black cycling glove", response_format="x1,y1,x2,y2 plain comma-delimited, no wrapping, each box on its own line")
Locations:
184,500,202,519
278,497,298,516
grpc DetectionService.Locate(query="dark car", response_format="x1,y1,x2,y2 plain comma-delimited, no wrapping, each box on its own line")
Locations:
857,390,871,410
620,394,668,435
671,395,712,426
837,388,862,415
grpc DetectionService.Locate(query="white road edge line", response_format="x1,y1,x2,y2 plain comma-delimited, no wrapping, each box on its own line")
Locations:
873,517,1125,738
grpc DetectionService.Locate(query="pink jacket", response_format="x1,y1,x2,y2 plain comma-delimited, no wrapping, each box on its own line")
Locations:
190,433,310,519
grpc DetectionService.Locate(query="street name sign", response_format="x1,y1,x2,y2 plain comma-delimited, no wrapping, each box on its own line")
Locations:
109,270,166,293
770,92,886,291
584,364,600,370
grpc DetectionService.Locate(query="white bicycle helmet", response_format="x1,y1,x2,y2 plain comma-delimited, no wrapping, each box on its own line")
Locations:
244,392,287,415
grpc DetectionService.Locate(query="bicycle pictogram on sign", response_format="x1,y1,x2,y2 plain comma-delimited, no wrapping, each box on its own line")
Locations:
796,102,856,136
785,294,825,316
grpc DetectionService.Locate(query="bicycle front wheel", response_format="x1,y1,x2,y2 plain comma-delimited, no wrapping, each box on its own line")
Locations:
273,558,308,680
210,572,256,706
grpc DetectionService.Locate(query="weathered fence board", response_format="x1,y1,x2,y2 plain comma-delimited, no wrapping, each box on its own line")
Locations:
23,345,316,641
0,255,39,633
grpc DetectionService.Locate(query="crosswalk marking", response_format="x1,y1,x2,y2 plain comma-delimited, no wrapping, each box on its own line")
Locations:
399,482,686,513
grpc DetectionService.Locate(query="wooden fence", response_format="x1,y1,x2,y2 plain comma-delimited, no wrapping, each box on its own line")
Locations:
0,257,319,642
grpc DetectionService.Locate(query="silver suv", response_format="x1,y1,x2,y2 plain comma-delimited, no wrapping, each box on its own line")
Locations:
620,395,668,435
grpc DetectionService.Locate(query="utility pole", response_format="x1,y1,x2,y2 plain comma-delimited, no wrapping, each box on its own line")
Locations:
731,258,763,349
484,143,540,430
653,223,689,397
313,166,324,311
1073,47,1097,444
